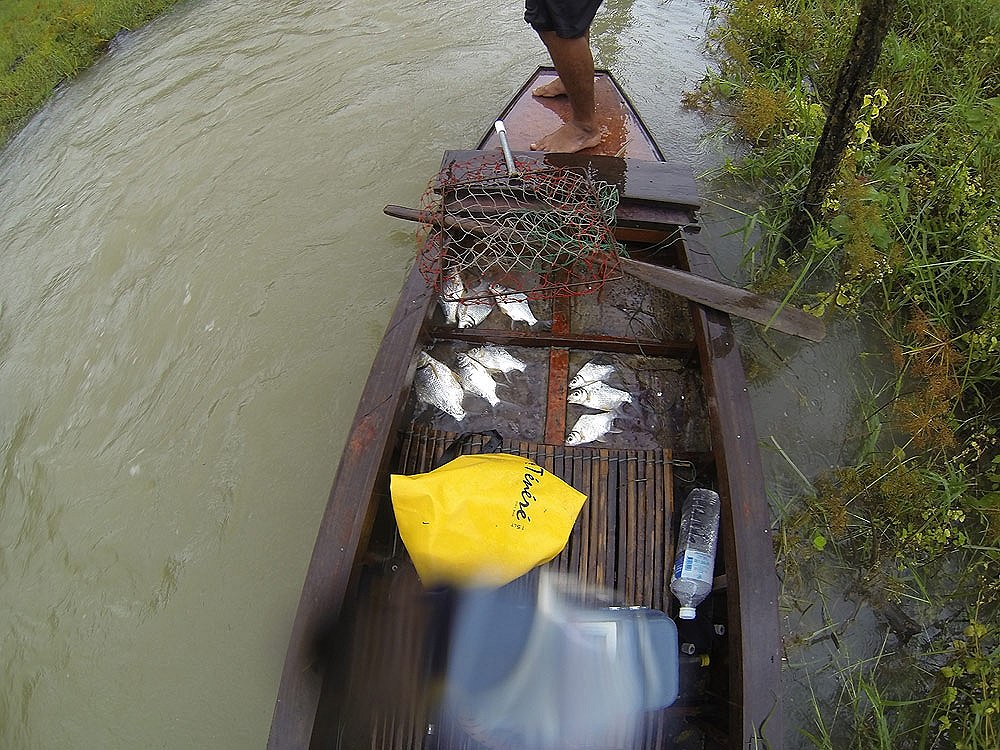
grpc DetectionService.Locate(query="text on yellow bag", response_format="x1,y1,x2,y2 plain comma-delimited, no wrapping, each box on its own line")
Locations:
390,453,587,588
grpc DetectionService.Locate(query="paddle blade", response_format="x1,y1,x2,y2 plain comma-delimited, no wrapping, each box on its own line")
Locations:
620,258,826,342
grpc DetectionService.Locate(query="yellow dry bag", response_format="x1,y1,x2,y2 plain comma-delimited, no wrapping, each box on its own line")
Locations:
390,453,587,588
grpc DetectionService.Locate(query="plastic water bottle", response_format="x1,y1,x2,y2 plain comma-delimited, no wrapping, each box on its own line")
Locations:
669,488,720,620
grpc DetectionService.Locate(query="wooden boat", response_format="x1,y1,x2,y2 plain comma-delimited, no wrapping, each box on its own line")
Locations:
268,68,782,750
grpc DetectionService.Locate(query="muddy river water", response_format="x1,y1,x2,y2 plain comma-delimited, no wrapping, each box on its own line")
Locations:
1,0,869,746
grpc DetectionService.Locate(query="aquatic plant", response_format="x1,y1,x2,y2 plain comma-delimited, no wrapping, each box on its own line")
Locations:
700,1,1000,747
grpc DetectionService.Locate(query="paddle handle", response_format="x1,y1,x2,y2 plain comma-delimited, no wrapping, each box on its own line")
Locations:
494,121,520,178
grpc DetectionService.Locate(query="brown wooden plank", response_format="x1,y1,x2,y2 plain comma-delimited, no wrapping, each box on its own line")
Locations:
614,455,625,599
476,68,663,160
650,454,661,608
645,455,656,611
546,152,701,209
682,232,783,749
440,193,695,231
637,453,650,607
587,452,600,587
624,453,638,602
639,456,652,610
597,448,611,589
620,257,826,342
615,225,688,244
571,449,586,582
429,325,695,358
557,446,572,577
629,458,653,603
544,294,571,445
439,150,700,210
544,349,569,445
662,454,675,615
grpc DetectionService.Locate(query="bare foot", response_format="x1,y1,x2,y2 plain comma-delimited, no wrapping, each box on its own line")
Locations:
530,121,602,153
532,78,567,97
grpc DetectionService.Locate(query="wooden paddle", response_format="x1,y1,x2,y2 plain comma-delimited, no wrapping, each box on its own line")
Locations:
382,203,826,342
616,256,826,341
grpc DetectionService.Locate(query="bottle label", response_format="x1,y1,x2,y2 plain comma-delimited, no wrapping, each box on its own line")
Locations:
674,550,715,585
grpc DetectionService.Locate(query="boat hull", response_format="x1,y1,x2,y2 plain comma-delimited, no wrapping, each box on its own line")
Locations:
269,67,781,750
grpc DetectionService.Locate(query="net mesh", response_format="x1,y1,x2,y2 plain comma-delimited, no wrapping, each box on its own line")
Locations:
416,156,624,300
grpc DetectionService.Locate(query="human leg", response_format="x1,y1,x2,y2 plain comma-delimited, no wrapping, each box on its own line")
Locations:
529,30,602,152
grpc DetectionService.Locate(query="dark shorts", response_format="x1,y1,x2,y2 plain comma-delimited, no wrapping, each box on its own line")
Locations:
524,0,604,39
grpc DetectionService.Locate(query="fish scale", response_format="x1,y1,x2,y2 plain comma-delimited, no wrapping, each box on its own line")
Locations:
568,381,632,411
439,269,465,325
457,281,494,329
490,283,539,326
566,411,621,446
569,360,616,390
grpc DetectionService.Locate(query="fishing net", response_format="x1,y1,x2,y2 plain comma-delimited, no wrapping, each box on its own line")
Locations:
415,156,625,301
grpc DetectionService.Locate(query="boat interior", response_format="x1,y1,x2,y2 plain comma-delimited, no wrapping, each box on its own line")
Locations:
305,243,735,748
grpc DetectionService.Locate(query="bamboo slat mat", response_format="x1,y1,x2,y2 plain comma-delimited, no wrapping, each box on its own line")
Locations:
328,427,683,750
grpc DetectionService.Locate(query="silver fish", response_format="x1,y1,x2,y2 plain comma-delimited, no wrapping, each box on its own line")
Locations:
414,351,466,421
569,361,616,390
457,282,494,329
565,412,621,446
466,345,527,375
456,352,501,407
568,381,633,411
489,283,539,327
439,269,465,326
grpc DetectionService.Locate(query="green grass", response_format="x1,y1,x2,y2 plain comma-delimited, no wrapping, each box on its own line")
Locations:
695,0,1000,747
0,0,187,145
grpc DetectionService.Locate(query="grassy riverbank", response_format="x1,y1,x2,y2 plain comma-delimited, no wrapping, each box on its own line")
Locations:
690,0,999,747
0,0,186,145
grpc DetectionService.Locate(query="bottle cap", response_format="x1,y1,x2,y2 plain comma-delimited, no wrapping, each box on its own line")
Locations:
679,606,696,620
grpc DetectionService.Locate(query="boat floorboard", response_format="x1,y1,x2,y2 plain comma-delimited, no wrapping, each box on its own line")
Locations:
314,427,721,750
397,428,676,609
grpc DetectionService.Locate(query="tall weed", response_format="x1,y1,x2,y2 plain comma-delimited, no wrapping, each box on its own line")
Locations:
701,1,1000,747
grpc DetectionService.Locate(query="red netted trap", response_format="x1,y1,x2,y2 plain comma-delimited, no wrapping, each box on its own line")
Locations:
414,156,624,301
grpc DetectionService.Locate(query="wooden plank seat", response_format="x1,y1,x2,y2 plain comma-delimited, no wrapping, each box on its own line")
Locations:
320,427,687,750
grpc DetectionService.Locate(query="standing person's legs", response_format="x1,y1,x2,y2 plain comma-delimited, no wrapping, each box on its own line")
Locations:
530,31,601,152
524,0,604,153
